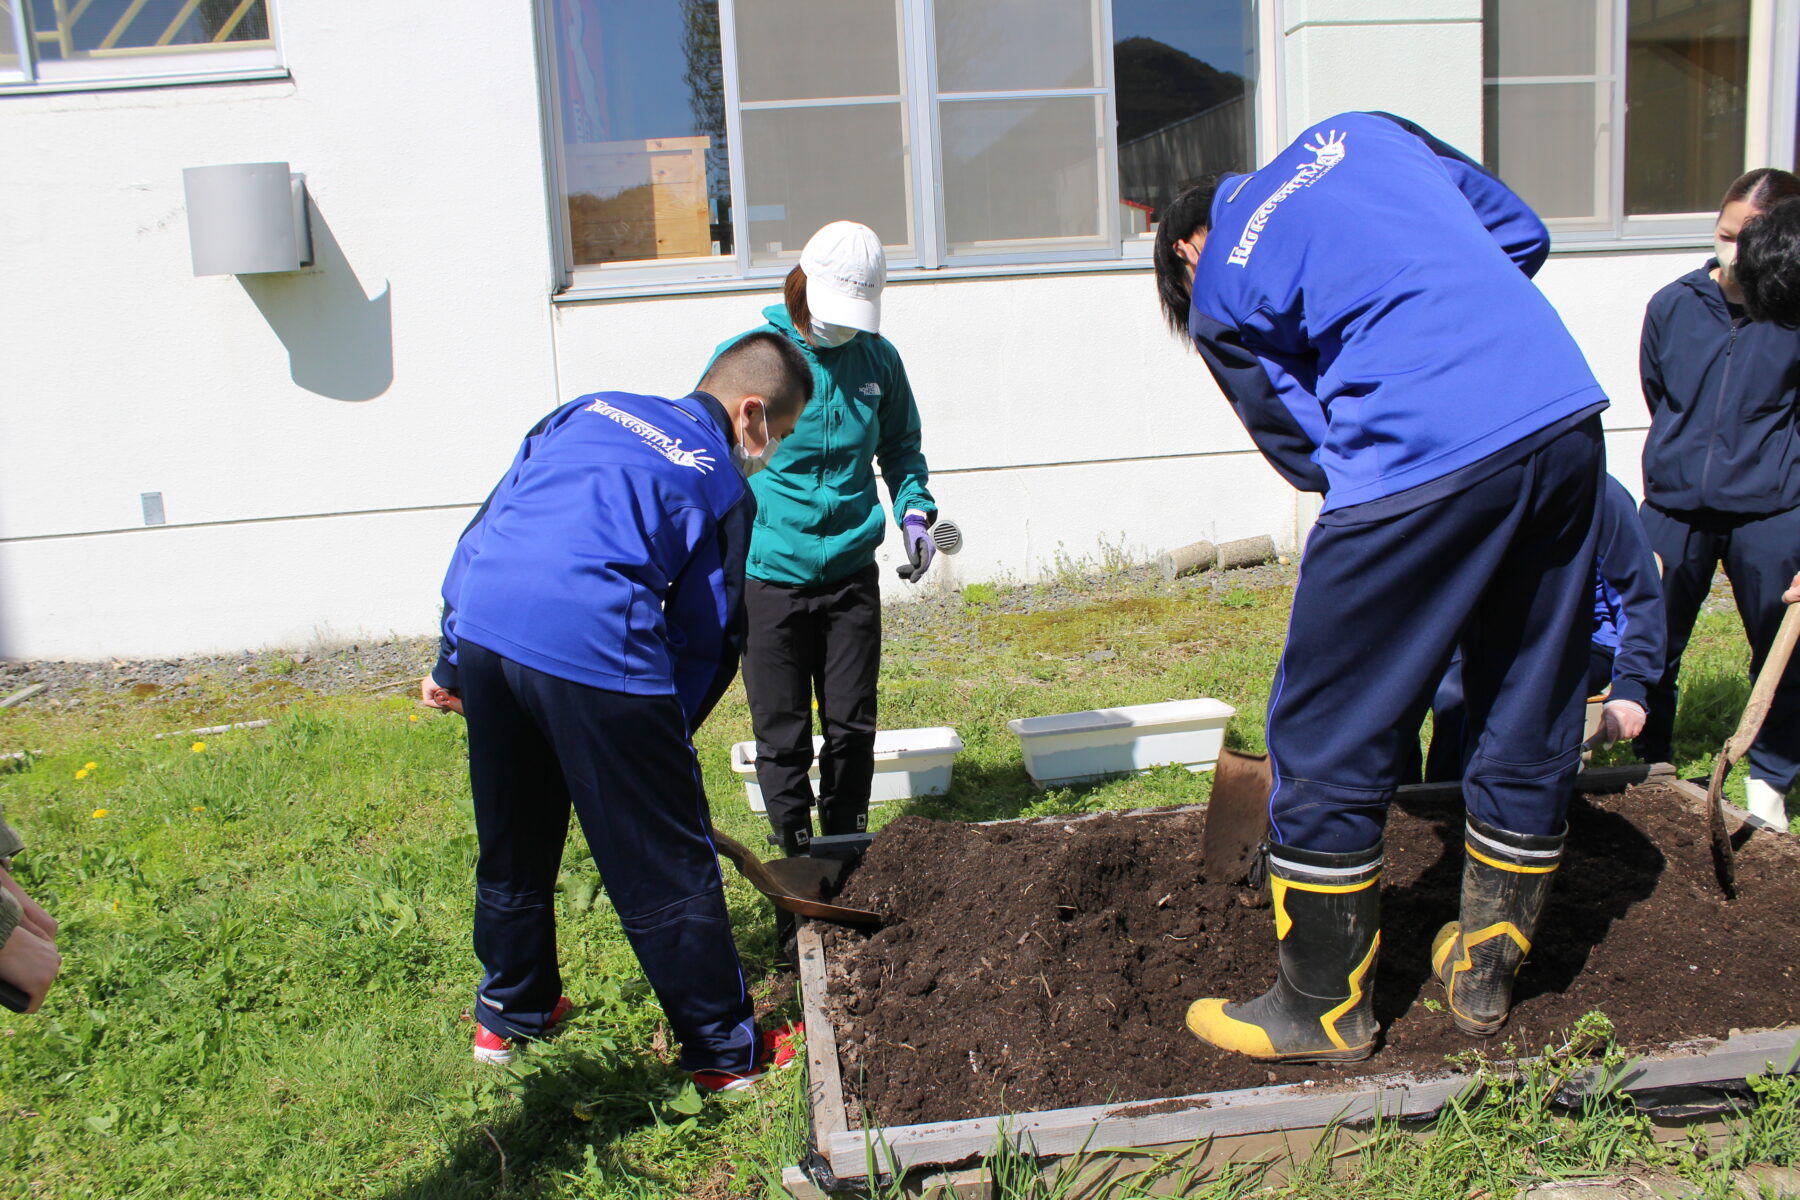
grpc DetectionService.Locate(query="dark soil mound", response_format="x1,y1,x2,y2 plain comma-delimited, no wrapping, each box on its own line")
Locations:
821,784,1800,1126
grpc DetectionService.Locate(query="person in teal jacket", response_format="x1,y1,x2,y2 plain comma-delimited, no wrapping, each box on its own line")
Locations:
713,221,937,855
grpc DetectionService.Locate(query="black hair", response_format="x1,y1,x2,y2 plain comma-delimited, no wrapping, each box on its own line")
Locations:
699,330,814,420
1153,178,1223,342
1721,167,1800,212
1736,197,1800,327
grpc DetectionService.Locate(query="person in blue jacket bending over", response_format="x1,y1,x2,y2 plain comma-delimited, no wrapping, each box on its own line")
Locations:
1154,112,1609,1062
1412,475,1666,783
419,332,812,1092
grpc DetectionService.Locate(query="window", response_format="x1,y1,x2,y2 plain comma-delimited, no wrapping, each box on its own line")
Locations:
0,0,278,89
545,0,1256,287
1483,0,1752,236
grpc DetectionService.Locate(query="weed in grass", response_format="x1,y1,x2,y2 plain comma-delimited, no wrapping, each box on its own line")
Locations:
962,583,1000,608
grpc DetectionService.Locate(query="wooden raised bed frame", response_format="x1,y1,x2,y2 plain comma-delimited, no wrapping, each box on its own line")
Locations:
780,767,1800,1198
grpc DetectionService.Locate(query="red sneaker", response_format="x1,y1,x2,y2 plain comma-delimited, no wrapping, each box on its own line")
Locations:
692,1022,803,1093
472,996,573,1065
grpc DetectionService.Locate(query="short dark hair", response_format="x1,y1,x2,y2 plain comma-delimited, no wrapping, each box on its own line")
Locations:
699,331,813,419
1736,197,1800,326
1722,167,1800,213
1153,178,1224,342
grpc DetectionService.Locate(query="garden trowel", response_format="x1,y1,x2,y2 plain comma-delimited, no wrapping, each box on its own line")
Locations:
1701,599,1800,899
710,827,885,927
1201,748,1273,885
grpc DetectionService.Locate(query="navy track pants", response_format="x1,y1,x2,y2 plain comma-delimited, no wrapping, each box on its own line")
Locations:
1636,502,1800,790
457,640,756,1074
1267,419,1602,852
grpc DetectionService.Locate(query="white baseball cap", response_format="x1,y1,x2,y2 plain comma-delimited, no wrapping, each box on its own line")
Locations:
800,221,886,334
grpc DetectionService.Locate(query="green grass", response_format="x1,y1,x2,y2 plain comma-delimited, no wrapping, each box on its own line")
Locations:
0,569,1792,1197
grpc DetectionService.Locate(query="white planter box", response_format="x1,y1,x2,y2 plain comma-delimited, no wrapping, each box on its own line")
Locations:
1007,698,1236,788
729,727,965,814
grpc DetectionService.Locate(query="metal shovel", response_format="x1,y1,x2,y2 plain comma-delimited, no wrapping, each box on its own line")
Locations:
1703,600,1800,899
1200,748,1274,885
710,827,886,927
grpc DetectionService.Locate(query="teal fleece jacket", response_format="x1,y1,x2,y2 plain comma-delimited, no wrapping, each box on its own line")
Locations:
712,305,935,587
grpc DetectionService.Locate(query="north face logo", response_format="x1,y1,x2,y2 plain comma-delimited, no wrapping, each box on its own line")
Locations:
859,382,881,396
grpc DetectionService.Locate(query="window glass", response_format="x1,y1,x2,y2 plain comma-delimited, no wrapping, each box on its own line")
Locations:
553,0,732,268
1483,0,1601,78
729,0,910,265
741,102,914,263
734,0,900,102
935,0,1101,92
1113,0,1254,233
26,0,269,60
1623,0,1749,215
0,6,19,76
940,96,1107,252
1484,82,1609,222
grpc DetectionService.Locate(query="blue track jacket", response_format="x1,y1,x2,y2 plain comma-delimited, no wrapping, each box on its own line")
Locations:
1640,262,1800,517
431,390,753,732
1189,112,1608,511
1591,475,1666,710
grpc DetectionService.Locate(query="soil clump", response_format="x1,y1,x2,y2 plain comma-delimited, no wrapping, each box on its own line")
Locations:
820,784,1800,1126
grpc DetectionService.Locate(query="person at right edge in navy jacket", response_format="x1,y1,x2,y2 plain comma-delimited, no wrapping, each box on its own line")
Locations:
1153,112,1607,1064
1635,169,1800,833
418,332,813,1093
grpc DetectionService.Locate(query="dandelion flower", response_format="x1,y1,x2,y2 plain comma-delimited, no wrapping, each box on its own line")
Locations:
190,741,206,753
84,761,97,771
91,808,109,819
74,768,89,780
111,899,122,912
408,713,420,723
192,805,205,812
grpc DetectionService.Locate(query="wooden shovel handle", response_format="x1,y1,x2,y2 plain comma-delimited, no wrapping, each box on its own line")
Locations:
1724,602,1800,763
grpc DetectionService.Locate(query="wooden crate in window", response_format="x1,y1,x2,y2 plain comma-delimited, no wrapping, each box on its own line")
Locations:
565,136,713,265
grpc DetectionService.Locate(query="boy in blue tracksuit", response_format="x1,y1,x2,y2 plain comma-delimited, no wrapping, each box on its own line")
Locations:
1415,475,1666,782
1153,112,1608,1062
419,332,813,1091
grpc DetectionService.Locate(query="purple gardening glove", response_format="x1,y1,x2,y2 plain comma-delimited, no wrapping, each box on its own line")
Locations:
901,512,934,580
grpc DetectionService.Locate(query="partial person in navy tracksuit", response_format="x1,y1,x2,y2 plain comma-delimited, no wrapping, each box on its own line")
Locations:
1635,170,1800,832
1413,475,1665,783
419,332,813,1093
1153,112,1608,1063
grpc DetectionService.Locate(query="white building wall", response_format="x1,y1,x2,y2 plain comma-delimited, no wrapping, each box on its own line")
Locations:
0,1,1710,659
1279,0,1483,151
0,1,563,658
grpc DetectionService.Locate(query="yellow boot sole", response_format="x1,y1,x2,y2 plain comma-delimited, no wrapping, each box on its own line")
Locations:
1184,998,1374,1064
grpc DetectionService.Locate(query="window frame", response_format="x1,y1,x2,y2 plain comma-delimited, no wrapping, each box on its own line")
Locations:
1486,0,1800,252
0,0,285,94
549,0,1266,297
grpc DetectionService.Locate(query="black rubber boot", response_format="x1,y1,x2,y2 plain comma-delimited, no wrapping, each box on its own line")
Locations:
818,804,868,838
1186,841,1382,1063
1431,816,1564,1036
772,824,813,858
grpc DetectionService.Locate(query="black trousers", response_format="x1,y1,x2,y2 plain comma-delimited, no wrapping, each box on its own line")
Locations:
458,641,756,1074
742,564,881,840
1637,502,1800,789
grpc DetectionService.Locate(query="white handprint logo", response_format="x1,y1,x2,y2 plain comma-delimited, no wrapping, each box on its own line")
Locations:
1304,129,1346,168
1227,129,1350,266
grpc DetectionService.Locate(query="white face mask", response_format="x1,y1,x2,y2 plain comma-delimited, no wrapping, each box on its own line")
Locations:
809,320,858,349
1714,236,1737,282
732,407,780,478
